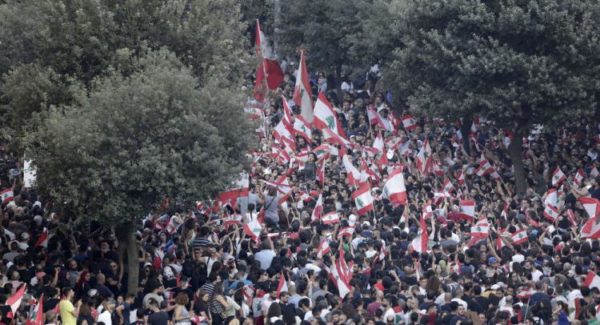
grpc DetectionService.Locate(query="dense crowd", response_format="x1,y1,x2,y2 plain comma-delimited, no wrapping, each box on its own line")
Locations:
1,59,600,325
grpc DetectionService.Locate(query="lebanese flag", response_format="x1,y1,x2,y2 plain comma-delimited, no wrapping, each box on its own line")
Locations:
337,227,355,239
255,59,284,91
276,273,288,298
317,159,326,186
552,167,566,186
574,169,585,186
243,214,263,242
293,50,314,123
317,239,330,258
459,200,476,221
331,251,352,298
313,143,337,159
255,19,271,58
311,194,323,222
511,229,528,245
582,218,600,239
216,189,243,210
28,294,44,325
544,188,558,208
313,92,346,138
475,158,494,177
543,205,560,222
409,214,429,253
273,120,296,149
402,114,417,132
443,178,454,193
457,170,465,186
293,115,312,143
382,168,407,206
470,220,489,238
416,139,433,175
372,131,384,153
342,154,361,186
496,236,506,251
352,184,375,215
6,284,26,315
322,128,351,148
321,211,340,225
579,197,600,219
1,188,14,204
366,107,393,132
34,228,48,248
584,272,600,290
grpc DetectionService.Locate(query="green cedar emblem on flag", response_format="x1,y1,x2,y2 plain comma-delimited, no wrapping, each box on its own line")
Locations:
326,116,335,129
356,197,364,209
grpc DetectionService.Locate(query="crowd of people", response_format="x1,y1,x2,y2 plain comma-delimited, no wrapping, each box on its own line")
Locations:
1,56,600,325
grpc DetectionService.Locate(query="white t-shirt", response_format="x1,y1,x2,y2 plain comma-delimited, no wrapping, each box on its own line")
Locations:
97,310,112,325
255,249,276,270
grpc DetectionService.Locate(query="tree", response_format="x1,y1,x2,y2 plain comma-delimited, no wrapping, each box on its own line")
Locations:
277,0,404,76
28,49,254,294
386,0,600,193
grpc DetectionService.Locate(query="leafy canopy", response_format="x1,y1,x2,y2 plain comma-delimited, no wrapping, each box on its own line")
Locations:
386,0,600,128
30,50,252,224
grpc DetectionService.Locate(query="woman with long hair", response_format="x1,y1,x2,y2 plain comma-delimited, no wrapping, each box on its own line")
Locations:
173,292,192,325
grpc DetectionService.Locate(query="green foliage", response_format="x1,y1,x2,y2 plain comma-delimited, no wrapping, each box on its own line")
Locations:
386,0,600,128
278,0,405,73
29,50,253,224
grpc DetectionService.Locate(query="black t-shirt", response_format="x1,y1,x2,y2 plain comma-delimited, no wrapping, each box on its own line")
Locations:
148,311,170,325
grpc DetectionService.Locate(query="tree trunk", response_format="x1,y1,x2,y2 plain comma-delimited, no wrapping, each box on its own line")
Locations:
508,128,527,195
460,116,472,155
116,222,139,295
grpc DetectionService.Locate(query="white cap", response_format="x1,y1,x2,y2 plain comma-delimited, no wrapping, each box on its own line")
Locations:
348,214,358,226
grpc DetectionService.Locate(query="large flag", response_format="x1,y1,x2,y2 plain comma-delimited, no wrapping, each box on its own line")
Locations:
459,200,476,221
382,168,407,206
273,120,296,149
584,272,600,290
410,214,429,253
342,154,361,186
317,239,331,258
352,184,375,215
313,92,346,138
511,229,528,245
293,50,314,123
321,212,340,225
416,140,432,175
552,167,566,186
28,294,44,325
253,20,283,98
311,193,323,222
470,219,490,238
6,284,26,315
330,249,352,298
243,214,263,242
402,114,417,132
1,188,14,204
276,273,288,298
581,217,600,239
579,197,600,219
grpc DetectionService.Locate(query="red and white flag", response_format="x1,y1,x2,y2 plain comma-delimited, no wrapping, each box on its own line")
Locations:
352,184,375,215
409,214,429,253
581,217,600,239
543,205,559,222
574,168,585,186
382,168,407,206
321,211,340,225
443,178,455,194
273,120,296,149
337,227,355,239
243,214,263,242
342,154,361,187
311,194,323,222
544,188,558,208
313,92,346,138
552,167,566,186
584,271,600,290
459,200,476,221
511,229,528,245
330,249,352,298
276,273,288,298
293,50,314,123
28,294,44,325
34,228,48,248
579,197,600,219
1,188,14,204
416,140,433,175
372,131,384,153
470,219,489,238
6,284,26,315
317,239,331,258
566,209,577,227
322,128,351,148
402,114,417,132
254,21,283,94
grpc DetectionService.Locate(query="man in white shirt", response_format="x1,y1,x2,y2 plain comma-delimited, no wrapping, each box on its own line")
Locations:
97,298,116,325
